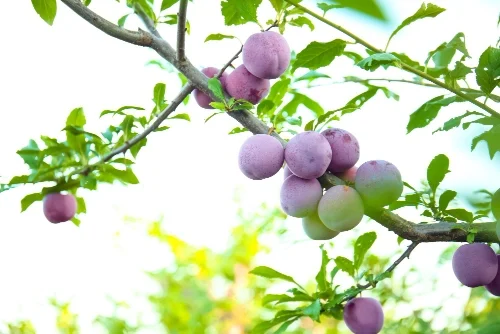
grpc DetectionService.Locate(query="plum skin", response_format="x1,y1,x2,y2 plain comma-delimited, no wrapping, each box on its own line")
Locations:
485,255,500,296
321,128,360,173
242,31,291,79
452,243,498,287
284,131,332,180
43,193,77,223
280,175,322,218
238,134,284,180
193,67,228,109
225,65,270,104
302,212,339,240
492,188,500,221
355,160,403,207
318,185,364,232
343,297,384,334
334,166,358,184
283,165,294,179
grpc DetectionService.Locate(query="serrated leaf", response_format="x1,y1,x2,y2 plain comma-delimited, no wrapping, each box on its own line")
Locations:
221,0,262,26
281,92,324,117
288,16,314,31
439,190,457,211
426,33,469,69
315,246,329,292
66,107,86,127
31,0,57,25
249,266,297,285
100,106,145,118
433,111,484,133
407,95,466,133
170,113,190,121
292,39,346,73
317,2,344,15
476,47,500,95
302,299,321,322
207,77,225,101
296,71,330,83
388,3,445,46
153,83,166,112
204,33,235,42
427,154,449,193
21,192,44,212
334,256,355,277
471,125,500,159
353,232,377,270
357,53,402,71
228,127,248,135
446,209,473,223
209,102,227,111
334,0,387,21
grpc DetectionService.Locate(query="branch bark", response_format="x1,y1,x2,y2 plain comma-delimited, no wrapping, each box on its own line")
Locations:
177,0,189,62
60,0,498,244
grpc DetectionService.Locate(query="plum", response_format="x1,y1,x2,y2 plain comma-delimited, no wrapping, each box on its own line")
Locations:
225,65,270,104
321,128,360,173
318,185,364,232
238,134,284,180
284,131,332,180
355,160,403,207
242,31,291,79
280,175,322,218
283,165,294,179
492,188,500,221
334,166,358,184
485,255,500,296
193,67,228,109
302,212,339,240
452,243,498,287
343,297,384,334
43,192,77,224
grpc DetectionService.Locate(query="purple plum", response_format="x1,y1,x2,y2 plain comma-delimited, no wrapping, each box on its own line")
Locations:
343,297,384,334
355,160,403,207
283,165,294,179
452,243,498,287
193,67,228,109
238,134,284,180
321,128,360,173
302,212,339,240
280,175,322,218
225,65,270,104
43,193,77,224
334,166,358,184
318,185,364,232
485,255,500,296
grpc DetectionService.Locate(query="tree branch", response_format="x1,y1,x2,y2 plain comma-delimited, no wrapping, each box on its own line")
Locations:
282,0,500,119
133,3,162,38
60,0,498,244
177,0,189,62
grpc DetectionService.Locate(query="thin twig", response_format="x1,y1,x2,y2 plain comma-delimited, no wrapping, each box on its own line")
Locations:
177,0,189,62
134,3,162,38
282,0,500,119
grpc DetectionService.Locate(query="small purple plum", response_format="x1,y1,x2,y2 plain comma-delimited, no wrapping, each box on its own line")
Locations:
193,67,228,109
242,31,291,79
355,160,403,207
452,243,498,287
225,65,270,104
343,297,384,334
492,188,500,221
485,255,500,296
318,185,364,232
43,193,77,224
284,131,332,180
302,212,339,240
321,128,360,173
238,134,284,180
280,175,322,218
334,166,358,184
283,165,294,179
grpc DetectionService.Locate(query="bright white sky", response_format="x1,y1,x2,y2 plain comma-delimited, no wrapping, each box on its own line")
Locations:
0,0,499,332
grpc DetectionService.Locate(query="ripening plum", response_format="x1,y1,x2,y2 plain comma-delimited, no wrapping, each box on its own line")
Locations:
238,134,284,180
284,131,332,180
334,166,358,184
193,67,228,109
318,185,364,232
355,160,403,207
283,165,294,180
485,255,500,296
321,128,360,173
43,193,77,224
242,31,291,79
280,175,322,218
302,212,339,240
492,188,500,221
225,65,270,104
343,297,384,334
452,243,498,287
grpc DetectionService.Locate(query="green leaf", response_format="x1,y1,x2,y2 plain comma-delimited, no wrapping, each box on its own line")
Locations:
153,83,167,112
269,0,283,13
302,299,321,322
387,3,445,46
161,0,179,11
353,231,377,270
446,209,473,223
475,47,500,95
357,53,402,72
221,0,262,26
228,127,248,135
288,17,314,31
273,318,298,334
21,193,44,212
31,0,57,25
317,2,344,15
296,71,330,83
426,33,470,69
170,113,190,121
207,78,225,101
249,266,298,285
281,92,324,117
17,140,41,170
204,33,235,42
66,107,86,127
209,102,227,111
75,196,86,214
100,106,145,118
315,246,329,292
100,166,140,184
439,190,457,211
433,111,484,133
292,39,346,73
334,0,388,21
334,256,355,277
471,125,500,159
71,216,81,227
427,154,450,193
117,14,130,27
407,95,466,133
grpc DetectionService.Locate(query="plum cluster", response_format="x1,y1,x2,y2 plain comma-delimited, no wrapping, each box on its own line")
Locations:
238,129,403,241
193,31,290,108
